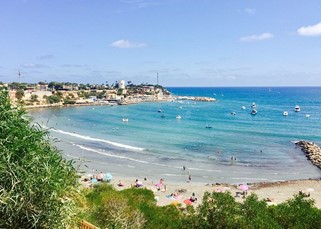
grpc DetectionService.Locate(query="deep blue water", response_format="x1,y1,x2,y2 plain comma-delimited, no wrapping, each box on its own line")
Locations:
29,87,321,183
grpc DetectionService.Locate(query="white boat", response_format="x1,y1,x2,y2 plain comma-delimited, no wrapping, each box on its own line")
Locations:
230,112,236,116
158,109,162,113
283,111,288,116
241,106,246,110
251,109,257,115
305,114,310,118
122,118,128,122
176,115,181,119
251,103,256,109
294,105,300,112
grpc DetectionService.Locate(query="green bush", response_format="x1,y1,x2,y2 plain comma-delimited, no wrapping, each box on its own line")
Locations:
83,184,184,228
271,194,321,228
0,91,79,228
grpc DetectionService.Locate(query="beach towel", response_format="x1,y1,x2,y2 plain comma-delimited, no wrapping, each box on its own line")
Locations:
166,195,182,200
183,199,192,205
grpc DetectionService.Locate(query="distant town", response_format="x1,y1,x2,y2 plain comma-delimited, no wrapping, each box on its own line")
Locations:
0,80,173,108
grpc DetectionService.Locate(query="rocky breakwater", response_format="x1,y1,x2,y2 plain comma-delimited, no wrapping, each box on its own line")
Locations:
295,141,321,169
176,96,216,102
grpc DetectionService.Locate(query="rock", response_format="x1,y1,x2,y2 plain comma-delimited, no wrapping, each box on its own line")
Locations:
295,140,321,170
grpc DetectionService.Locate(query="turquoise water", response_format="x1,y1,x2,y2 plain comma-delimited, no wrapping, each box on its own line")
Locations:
29,87,321,183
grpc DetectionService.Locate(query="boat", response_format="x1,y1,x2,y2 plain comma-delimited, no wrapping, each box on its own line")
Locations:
161,114,166,118
176,115,181,119
230,112,236,116
251,103,256,109
122,118,128,122
305,114,311,118
251,109,257,115
283,111,288,116
241,106,246,110
294,105,300,112
205,125,213,129
158,109,162,113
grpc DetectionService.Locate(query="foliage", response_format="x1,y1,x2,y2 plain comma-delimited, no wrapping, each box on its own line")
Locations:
63,99,76,105
82,184,184,229
0,91,79,228
84,184,146,228
30,94,38,102
188,191,242,228
46,95,61,104
183,191,321,229
239,194,281,229
15,89,25,100
271,194,321,228
77,90,90,99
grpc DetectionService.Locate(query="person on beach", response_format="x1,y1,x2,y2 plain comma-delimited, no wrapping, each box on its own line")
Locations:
190,192,197,202
118,180,124,187
189,174,192,182
96,171,104,181
183,165,186,171
135,179,143,187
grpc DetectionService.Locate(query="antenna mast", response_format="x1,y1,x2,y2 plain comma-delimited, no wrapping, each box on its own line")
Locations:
157,72,159,85
18,70,21,83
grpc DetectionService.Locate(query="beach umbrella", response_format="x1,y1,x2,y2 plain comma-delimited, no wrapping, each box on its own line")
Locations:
239,184,249,191
104,173,112,181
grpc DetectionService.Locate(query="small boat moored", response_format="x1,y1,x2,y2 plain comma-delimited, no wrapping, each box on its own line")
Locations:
122,118,129,122
283,111,288,116
294,105,300,112
251,109,257,115
176,115,182,119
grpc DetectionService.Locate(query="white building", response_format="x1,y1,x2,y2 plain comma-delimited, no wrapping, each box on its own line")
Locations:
119,80,126,89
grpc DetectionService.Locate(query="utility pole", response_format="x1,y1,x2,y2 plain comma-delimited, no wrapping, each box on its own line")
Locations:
157,72,159,85
18,70,21,83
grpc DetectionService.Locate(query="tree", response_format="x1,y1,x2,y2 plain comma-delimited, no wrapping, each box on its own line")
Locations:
30,94,38,102
46,95,61,104
0,91,79,228
15,89,24,100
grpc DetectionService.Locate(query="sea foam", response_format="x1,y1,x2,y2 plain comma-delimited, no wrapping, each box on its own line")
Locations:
50,128,145,151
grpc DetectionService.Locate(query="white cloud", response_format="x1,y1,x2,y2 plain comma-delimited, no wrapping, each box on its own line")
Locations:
244,8,256,14
21,63,49,68
237,8,256,15
37,54,54,60
297,22,321,36
110,39,147,48
240,33,274,42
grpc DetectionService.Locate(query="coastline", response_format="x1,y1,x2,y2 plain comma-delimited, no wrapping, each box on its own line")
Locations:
84,174,321,208
27,87,321,208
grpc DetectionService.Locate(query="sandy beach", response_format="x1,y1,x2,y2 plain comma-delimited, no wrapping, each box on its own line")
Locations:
84,175,321,208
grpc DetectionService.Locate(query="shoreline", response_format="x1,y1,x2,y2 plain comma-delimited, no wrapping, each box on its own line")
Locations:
83,174,321,208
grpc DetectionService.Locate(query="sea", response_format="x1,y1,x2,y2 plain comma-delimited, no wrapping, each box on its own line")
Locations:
28,87,321,184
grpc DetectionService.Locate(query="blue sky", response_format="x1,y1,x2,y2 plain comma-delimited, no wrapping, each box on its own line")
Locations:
1,0,321,86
